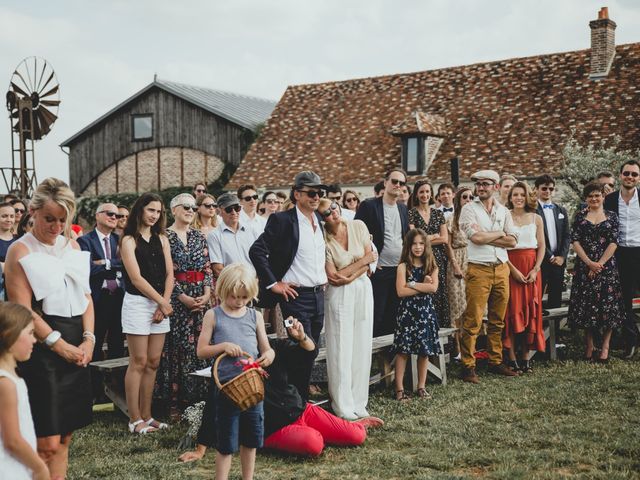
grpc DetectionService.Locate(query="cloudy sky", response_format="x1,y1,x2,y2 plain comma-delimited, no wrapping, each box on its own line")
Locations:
1,0,639,193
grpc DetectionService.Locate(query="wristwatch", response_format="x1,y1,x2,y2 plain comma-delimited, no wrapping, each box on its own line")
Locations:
408,280,416,289
44,330,62,348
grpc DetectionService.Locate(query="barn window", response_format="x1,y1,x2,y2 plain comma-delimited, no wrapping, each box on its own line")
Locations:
402,136,423,174
132,114,153,141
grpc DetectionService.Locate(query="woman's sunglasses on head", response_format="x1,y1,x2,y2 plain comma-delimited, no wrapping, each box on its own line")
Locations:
322,202,339,218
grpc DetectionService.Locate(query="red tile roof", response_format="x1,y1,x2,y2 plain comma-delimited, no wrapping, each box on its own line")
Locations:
228,43,640,189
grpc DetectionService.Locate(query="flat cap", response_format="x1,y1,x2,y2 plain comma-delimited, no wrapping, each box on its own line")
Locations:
217,193,240,209
294,171,327,189
470,169,500,184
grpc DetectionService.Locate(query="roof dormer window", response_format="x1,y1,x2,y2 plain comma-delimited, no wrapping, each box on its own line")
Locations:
403,136,423,174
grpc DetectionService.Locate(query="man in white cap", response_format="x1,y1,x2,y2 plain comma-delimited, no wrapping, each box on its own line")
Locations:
458,169,519,383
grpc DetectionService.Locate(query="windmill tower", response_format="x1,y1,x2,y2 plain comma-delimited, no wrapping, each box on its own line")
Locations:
4,57,60,197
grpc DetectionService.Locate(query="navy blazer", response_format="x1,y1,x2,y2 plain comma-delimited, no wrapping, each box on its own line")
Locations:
535,202,570,261
77,230,124,303
249,208,323,308
604,188,640,215
354,197,409,254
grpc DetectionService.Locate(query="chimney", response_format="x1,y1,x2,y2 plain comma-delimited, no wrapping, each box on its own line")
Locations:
589,7,616,79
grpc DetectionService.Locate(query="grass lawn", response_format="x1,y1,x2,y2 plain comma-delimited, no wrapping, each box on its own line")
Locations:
68,341,640,479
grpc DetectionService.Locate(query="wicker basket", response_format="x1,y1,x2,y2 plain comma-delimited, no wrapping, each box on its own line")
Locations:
213,352,265,411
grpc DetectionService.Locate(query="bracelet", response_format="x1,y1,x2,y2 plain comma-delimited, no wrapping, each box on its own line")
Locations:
44,330,62,348
82,331,96,343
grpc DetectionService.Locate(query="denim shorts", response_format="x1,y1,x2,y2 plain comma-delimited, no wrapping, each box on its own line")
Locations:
214,386,264,455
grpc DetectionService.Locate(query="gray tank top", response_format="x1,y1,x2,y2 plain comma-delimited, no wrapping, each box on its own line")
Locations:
212,305,259,383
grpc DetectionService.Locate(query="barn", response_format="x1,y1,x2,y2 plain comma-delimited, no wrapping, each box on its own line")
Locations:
62,77,276,196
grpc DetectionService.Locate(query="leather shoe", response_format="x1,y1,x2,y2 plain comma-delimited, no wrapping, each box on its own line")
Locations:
623,345,636,360
461,367,480,384
487,363,519,377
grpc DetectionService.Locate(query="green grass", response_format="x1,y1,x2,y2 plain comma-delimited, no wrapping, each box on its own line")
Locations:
68,342,640,479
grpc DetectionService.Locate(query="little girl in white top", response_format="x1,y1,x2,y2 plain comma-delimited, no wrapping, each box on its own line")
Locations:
0,302,48,480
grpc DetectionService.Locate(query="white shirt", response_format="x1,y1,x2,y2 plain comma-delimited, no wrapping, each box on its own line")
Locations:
538,200,558,254
95,229,122,288
618,189,640,247
459,199,518,265
341,208,356,221
282,207,328,287
207,220,255,268
240,209,267,241
437,204,454,220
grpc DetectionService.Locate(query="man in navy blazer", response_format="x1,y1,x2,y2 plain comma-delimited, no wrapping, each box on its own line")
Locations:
77,203,126,381
604,160,640,359
355,168,410,336
250,171,328,400
534,175,570,310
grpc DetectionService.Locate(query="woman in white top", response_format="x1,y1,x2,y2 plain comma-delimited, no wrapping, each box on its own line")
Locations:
4,178,94,480
320,198,377,420
504,182,545,373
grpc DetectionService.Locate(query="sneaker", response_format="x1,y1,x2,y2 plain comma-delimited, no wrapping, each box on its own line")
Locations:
461,367,480,384
487,363,519,377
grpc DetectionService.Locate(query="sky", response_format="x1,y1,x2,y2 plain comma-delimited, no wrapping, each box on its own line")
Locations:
1,0,639,194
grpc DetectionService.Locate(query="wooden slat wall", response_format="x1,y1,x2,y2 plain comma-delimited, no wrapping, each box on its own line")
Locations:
68,88,252,194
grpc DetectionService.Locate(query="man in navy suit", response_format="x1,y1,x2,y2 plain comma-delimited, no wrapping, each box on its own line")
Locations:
355,168,410,336
78,203,125,398
250,171,328,400
534,175,570,310
604,160,640,359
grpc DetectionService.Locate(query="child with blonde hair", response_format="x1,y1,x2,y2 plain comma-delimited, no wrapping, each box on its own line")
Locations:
197,263,274,480
0,302,48,480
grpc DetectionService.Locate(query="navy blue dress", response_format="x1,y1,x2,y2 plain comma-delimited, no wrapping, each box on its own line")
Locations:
392,265,442,356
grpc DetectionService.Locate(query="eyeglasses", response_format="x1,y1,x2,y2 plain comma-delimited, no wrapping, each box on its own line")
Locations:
115,214,126,219
622,171,639,178
539,186,555,192
195,188,206,193
224,205,242,214
321,202,339,218
298,189,325,199
181,204,198,212
604,183,615,189
265,198,278,204
474,181,495,188
461,194,473,200
98,210,118,218
389,178,406,186
202,203,217,209
328,195,342,201
14,208,25,214
345,197,358,203
242,194,259,202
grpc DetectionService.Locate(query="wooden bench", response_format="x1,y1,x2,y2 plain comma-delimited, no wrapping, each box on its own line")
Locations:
89,356,130,416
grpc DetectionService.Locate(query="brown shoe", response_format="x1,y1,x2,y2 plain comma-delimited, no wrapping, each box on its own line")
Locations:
461,367,480,384
487,363,519,377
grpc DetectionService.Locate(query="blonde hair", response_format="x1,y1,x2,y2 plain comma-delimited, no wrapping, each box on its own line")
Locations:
30,177,76,238
215,263,259,303
194,194,218,230
0,302,33,356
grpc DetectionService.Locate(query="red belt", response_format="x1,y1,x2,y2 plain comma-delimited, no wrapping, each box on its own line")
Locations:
175,271,205,283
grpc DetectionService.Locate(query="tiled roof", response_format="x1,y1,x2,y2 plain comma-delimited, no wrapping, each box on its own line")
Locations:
228,43,640,189
61,78,276,146
390,111,447,137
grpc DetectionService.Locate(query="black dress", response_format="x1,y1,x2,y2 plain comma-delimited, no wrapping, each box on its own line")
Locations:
567,210,625,331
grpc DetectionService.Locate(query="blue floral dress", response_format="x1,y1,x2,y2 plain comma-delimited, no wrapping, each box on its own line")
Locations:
567,210,625,331
392,265,442,356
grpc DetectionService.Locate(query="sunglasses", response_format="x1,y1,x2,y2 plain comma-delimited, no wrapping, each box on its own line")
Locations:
181,204,198,212
202,203,217,209
116,214,126,219
265,198,278,204
539,186,555,192
98,210,119,218
299,189,325,199
622,171,639,178
328,195,342,201
258,208,266,214
242,194,259,202
14,208,25,214
321,202,339,218
195,188,206,193
345,197,358,203
224,204,242,214
604,183,615,189
474,181,495,188
461,194,473,200
389,178,406,186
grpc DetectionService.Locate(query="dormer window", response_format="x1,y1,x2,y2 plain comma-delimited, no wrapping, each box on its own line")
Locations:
132,114,153,141
402,136,424,174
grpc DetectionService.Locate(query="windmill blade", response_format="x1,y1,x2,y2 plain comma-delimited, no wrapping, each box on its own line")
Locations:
25,58,35,92
40,99,61,107
40,85,59,99
33,110,52,139
10,82,29,98
31,114,43,140
38,105,58,126
12,70,32,94
38,71,56,95
36,60,48,92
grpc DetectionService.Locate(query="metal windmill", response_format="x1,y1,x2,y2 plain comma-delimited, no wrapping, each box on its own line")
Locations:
4,57,60,197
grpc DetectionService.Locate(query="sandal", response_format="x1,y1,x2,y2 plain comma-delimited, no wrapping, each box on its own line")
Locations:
128,419,157,434
395,390,410,402
416,388,432,399
144,417,169,430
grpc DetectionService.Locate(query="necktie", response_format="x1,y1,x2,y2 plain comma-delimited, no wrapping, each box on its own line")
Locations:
103,236,118,293
442,207,454,213
543,204,554,209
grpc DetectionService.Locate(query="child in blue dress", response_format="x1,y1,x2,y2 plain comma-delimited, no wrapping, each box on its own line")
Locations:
197,263,275,480
393,228,441,401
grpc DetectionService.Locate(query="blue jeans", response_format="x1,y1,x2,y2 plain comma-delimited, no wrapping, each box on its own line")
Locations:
214,386,264,455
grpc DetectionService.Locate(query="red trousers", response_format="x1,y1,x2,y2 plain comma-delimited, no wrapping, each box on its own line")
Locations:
263,403,366,457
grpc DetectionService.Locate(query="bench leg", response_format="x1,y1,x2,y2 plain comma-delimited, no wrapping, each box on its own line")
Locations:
548,318,557,361
377,353,394,388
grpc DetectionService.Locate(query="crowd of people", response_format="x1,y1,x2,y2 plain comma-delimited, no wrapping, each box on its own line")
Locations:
0,158,638,479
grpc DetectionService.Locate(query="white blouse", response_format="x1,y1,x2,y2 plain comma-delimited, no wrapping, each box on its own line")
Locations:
510,223,538,250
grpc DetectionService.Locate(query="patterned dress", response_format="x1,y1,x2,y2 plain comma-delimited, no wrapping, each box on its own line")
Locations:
392,265,442,356
409,207,450,326
567,210,625,331
156,228,213,412
446,218,468,328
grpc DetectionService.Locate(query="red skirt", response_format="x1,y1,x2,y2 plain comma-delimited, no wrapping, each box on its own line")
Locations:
504,249,545,352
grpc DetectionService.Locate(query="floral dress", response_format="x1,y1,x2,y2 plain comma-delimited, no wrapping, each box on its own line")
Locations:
567,210,625,331
446,218,468,328
392,265,442,356
409,207,450,327
156,228,213,412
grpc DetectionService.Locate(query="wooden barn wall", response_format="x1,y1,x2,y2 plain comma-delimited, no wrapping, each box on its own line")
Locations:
68,88,252,193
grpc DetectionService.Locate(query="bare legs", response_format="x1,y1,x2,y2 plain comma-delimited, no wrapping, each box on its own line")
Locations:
215,447,256,480
585,328,613,361
37,433,72,480
394,353,429,399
